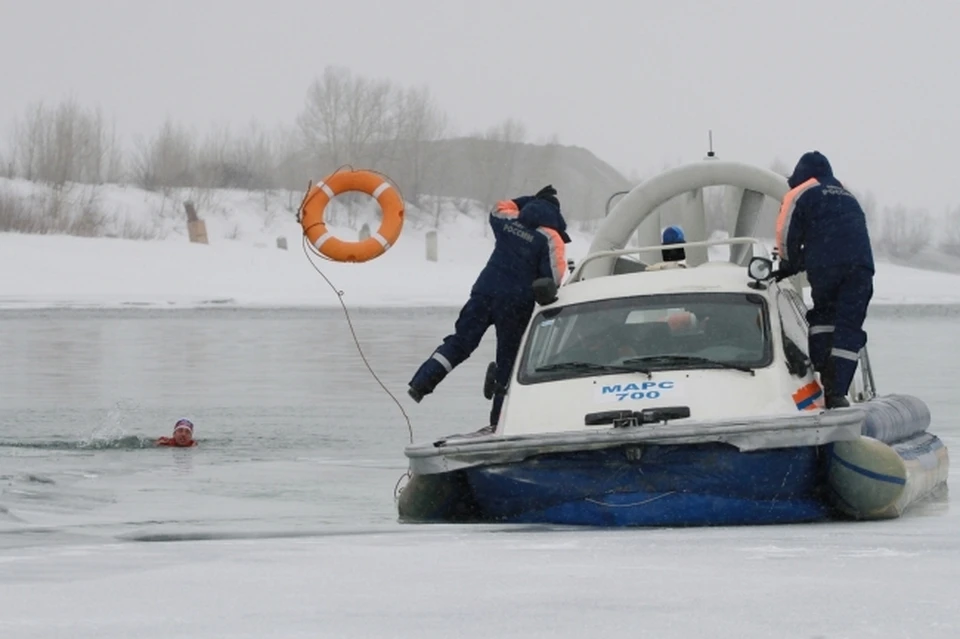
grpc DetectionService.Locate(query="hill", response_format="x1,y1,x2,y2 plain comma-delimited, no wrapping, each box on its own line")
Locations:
418,138,634,220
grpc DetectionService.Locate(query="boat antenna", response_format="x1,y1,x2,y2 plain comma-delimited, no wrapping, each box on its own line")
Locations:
705,130,716,159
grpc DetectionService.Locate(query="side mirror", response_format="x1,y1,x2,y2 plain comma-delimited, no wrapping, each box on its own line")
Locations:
532,277,558,306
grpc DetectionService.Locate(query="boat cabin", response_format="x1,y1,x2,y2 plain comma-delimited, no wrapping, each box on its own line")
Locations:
493,161,878,436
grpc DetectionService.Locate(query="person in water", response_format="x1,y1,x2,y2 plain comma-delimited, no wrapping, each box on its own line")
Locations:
157,418,197,447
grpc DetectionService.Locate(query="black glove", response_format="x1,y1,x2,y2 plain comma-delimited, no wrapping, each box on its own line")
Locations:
772,268,794,282
773,260,799,282
535,184,559,208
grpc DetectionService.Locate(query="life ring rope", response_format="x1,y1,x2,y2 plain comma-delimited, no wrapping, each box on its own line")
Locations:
297,165,406,263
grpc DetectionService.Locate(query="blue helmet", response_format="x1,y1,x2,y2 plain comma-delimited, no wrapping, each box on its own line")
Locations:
662,225,685,245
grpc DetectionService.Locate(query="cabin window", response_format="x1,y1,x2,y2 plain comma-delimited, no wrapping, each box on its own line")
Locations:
776,289,813,377
517,292,773,384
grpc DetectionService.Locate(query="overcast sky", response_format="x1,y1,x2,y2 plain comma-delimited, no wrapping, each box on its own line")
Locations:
2,0,957,213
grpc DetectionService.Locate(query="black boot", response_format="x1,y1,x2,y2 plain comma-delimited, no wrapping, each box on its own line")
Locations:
482,362,498,400
407,386,426,403
820,358,849,409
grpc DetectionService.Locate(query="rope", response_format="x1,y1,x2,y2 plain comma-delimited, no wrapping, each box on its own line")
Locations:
296,165,416,450
300,236,415,445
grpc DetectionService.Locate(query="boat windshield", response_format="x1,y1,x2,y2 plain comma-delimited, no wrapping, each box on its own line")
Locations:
517,292,772,384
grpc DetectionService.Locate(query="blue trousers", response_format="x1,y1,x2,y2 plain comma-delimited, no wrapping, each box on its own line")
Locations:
409,292,534,425
806,266,874,398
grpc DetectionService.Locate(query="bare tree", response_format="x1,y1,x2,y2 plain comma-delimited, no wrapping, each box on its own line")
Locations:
190,122,276,190
940,205,960,257
7,98,124,186
469,117,527,215
232,121,280,190
292,67,459,230
0,146,10,178
855,189,882,244
878,204,930,259
194,123,233,187
272,124,312,192
391,84,448,202
130,118,196,191
296,66,399,170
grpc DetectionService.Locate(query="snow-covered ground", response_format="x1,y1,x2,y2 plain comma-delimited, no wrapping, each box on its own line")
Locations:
2,177,960,309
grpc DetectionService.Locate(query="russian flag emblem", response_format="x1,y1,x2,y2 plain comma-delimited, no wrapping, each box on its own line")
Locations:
792,381,823,411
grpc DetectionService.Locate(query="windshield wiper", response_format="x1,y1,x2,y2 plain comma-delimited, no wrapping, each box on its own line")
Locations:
535,361,652,378
621,355,756,375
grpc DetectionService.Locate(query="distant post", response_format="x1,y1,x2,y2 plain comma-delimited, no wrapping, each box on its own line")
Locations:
184,201,209,244
426,230,438,262
359,223,371,241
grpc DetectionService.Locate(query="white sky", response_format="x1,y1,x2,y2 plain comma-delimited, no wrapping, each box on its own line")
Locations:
2,0,958,212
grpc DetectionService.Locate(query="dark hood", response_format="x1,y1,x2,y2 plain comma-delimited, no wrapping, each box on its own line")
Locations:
787,151,833,188
518,199,572,243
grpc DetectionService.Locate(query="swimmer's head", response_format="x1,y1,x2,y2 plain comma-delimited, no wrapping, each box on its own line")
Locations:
172,419,194,446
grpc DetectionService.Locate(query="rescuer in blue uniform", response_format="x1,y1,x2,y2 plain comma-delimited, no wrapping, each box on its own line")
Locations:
408,185,571,426
774,151,875,408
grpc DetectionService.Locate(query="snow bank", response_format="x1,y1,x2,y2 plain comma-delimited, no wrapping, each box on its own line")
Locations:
0,230,499,309
1,177,959,309
3,230,959,309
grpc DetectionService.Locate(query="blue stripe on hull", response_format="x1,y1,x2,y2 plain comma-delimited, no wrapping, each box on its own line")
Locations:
503,491,832,527
463,443,831,527
828,449,906,485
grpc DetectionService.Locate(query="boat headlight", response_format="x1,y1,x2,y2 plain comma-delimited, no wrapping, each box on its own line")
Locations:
747,257,773,282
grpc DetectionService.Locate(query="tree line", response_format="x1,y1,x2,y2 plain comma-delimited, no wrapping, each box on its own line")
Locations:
0,66,536,207
0,65,955,259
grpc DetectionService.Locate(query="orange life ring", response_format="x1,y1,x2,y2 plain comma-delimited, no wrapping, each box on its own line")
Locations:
299,170,405,262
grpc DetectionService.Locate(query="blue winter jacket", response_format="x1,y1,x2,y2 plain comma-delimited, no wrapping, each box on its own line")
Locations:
776,151,875,278
470,196,571,300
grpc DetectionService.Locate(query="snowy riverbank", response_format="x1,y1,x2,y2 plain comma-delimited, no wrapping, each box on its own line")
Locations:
3,176,960,309
3,230,960,309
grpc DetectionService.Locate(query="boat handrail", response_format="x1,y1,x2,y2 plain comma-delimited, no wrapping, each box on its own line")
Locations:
568,237,772,283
